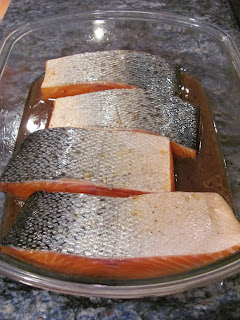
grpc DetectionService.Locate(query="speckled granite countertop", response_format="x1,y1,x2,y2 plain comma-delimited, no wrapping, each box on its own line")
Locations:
0,1,240,319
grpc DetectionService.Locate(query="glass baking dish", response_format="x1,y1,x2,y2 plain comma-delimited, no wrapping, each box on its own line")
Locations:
0,10,240,298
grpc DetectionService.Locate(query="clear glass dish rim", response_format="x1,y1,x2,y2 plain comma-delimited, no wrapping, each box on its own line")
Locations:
0,9,240,298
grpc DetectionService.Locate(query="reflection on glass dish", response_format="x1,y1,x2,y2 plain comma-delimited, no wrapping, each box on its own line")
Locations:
0,10,239,298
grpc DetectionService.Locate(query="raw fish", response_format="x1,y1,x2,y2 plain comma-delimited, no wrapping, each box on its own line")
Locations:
2,191,240,279
50,89,200,157
0,128,174,198
41,50,180,99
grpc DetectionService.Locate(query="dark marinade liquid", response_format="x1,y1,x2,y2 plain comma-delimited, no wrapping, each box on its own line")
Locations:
0,73,232,238
176,73,231,205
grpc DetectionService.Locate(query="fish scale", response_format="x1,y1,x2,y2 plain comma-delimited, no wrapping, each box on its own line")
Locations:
41,50,180,99
50,88,200,151
2,191,240,279
2,191,240,259
0,127,173,196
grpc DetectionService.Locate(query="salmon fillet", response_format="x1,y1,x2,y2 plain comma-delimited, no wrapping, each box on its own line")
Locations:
0,128,174,199
1,191,240,279
49,89,200,158
41,50,180,99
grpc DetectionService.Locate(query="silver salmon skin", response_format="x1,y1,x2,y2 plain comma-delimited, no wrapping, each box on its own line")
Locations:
0,127,174,198
1,191,240,279
41,50,180,99
50,88,200,154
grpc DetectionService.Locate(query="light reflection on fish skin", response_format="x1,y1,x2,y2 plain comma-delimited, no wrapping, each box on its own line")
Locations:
2,192,240,261
51,88,200,151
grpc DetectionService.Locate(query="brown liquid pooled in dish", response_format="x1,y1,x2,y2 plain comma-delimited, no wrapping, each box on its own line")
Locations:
175,73,230,204
0,72,231,238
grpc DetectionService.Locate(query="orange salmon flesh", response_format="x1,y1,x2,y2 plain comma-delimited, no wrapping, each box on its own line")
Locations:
1,245,239,280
